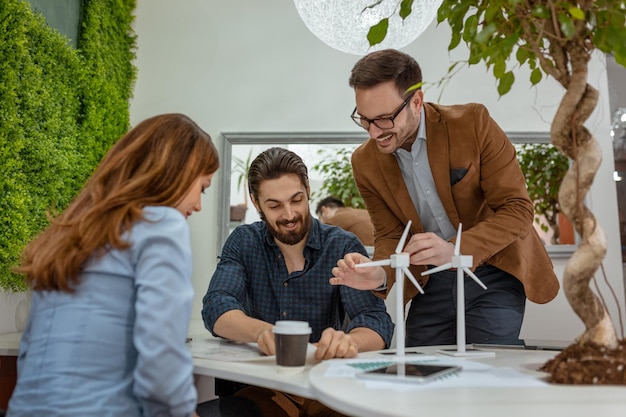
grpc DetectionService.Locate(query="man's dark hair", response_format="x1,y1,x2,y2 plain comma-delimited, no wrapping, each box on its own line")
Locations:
349,48,422,97
247,147,309,202
315,196,344,216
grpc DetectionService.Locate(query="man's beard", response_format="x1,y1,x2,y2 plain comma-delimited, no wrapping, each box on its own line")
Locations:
261,210,311,245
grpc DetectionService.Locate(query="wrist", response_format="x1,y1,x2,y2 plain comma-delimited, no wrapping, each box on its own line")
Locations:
257,326,272,343
373,274,387,291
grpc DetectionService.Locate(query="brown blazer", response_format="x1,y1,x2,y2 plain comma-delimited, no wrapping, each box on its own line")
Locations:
351,102,559,305
326,207,375,246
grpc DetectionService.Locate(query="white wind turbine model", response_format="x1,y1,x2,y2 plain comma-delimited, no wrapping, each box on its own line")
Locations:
355,220,424,359
421,223,494,357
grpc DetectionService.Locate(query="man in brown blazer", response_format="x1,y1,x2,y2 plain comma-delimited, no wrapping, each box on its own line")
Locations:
331,49,559,347
316,196,375,246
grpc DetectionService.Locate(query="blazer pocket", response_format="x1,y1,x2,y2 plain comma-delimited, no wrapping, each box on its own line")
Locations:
450,168,468,186
450,163,476,190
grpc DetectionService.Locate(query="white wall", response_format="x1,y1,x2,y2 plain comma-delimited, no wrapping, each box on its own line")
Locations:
129,0,625,343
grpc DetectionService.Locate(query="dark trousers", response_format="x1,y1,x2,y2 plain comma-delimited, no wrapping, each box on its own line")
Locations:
405,264,526,347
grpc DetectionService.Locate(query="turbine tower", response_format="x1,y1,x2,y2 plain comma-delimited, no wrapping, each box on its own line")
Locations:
421,224,493,357
355,220,423,358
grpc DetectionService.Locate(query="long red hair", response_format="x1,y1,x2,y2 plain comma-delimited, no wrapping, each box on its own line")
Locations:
17,113,219,292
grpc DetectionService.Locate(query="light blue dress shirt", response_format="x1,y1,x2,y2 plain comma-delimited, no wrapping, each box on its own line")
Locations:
395,107,456,240
8,206,197,417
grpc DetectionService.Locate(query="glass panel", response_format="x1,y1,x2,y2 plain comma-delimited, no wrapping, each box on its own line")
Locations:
219,132,576,257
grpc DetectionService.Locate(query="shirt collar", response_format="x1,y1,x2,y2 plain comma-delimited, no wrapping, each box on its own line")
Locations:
395,106,427,157
417,106,427,142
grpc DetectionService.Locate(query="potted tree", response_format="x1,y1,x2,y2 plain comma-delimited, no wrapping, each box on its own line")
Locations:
230,150,252,222
370,0,626,384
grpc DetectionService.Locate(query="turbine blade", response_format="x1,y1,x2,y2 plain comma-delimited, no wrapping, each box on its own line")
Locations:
403,268,425,294
395,220,413,254
463,268,487,290
355,259,391,268
420,263,452,276
454,223,463,256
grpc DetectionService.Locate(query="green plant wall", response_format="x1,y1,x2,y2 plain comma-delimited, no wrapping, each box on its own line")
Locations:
0,0,137,291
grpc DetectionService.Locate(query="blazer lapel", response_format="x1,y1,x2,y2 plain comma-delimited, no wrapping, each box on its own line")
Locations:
376,145,423,231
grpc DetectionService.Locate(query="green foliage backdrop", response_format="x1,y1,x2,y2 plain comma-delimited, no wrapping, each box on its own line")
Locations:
312,147,365,209
0,0,137,291
516,143,570,243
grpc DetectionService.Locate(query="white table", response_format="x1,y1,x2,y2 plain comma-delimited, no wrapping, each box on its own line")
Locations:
308,346,626,417
189,334,314,398
0,325,314,400
0,332,20,356
187,319,315,398
5,326,626,416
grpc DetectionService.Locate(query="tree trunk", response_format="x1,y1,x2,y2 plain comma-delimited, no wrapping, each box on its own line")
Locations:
550,46,618,349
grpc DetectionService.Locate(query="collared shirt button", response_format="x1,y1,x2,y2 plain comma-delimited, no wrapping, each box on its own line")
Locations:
282,311,287,317
283,282,288,287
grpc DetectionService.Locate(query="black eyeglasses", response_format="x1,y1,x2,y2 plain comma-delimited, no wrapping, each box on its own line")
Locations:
351,94,414,130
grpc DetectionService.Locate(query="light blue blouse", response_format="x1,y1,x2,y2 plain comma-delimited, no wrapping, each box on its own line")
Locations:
8,206,197,417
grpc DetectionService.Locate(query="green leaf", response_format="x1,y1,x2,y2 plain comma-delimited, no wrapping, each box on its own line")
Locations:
569,7,585,21
614,50,626,67
463,14,478,42
484,3,501,23
449,29,462,50
516,47,530,65
493,60,506,78
468,44,482,65
532,4,550,19
437,3,450,23
558,13,575,38
530,68,542,85
405,82,423,93
367,18,389,46
399,0,414,20
497,71,515,95
474,22,497,44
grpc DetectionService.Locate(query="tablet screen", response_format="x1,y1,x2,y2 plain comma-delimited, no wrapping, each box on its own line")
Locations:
357,363,461,384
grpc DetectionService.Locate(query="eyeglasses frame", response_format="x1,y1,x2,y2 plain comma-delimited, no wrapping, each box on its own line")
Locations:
350,93,415,130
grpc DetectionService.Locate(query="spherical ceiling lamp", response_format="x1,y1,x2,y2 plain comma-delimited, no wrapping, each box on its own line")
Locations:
293,0,443,55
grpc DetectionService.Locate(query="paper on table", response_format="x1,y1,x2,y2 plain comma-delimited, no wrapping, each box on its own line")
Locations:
323,357,549,391
189,339,318,362
188,339,267,361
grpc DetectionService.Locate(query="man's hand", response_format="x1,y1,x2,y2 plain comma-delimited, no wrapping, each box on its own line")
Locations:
330,253,386,290
213,310,275,355
256,327,276,356
314,328,359,360
404,232,454,266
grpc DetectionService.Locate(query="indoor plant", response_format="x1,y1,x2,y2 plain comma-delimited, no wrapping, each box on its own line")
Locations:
311,147,365,208
230,150,252,222
515,143,572,244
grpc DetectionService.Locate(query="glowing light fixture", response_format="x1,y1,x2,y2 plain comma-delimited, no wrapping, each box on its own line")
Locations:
293,0,443,55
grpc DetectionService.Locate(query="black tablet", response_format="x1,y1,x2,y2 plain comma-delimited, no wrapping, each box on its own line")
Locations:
356,362,461,384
